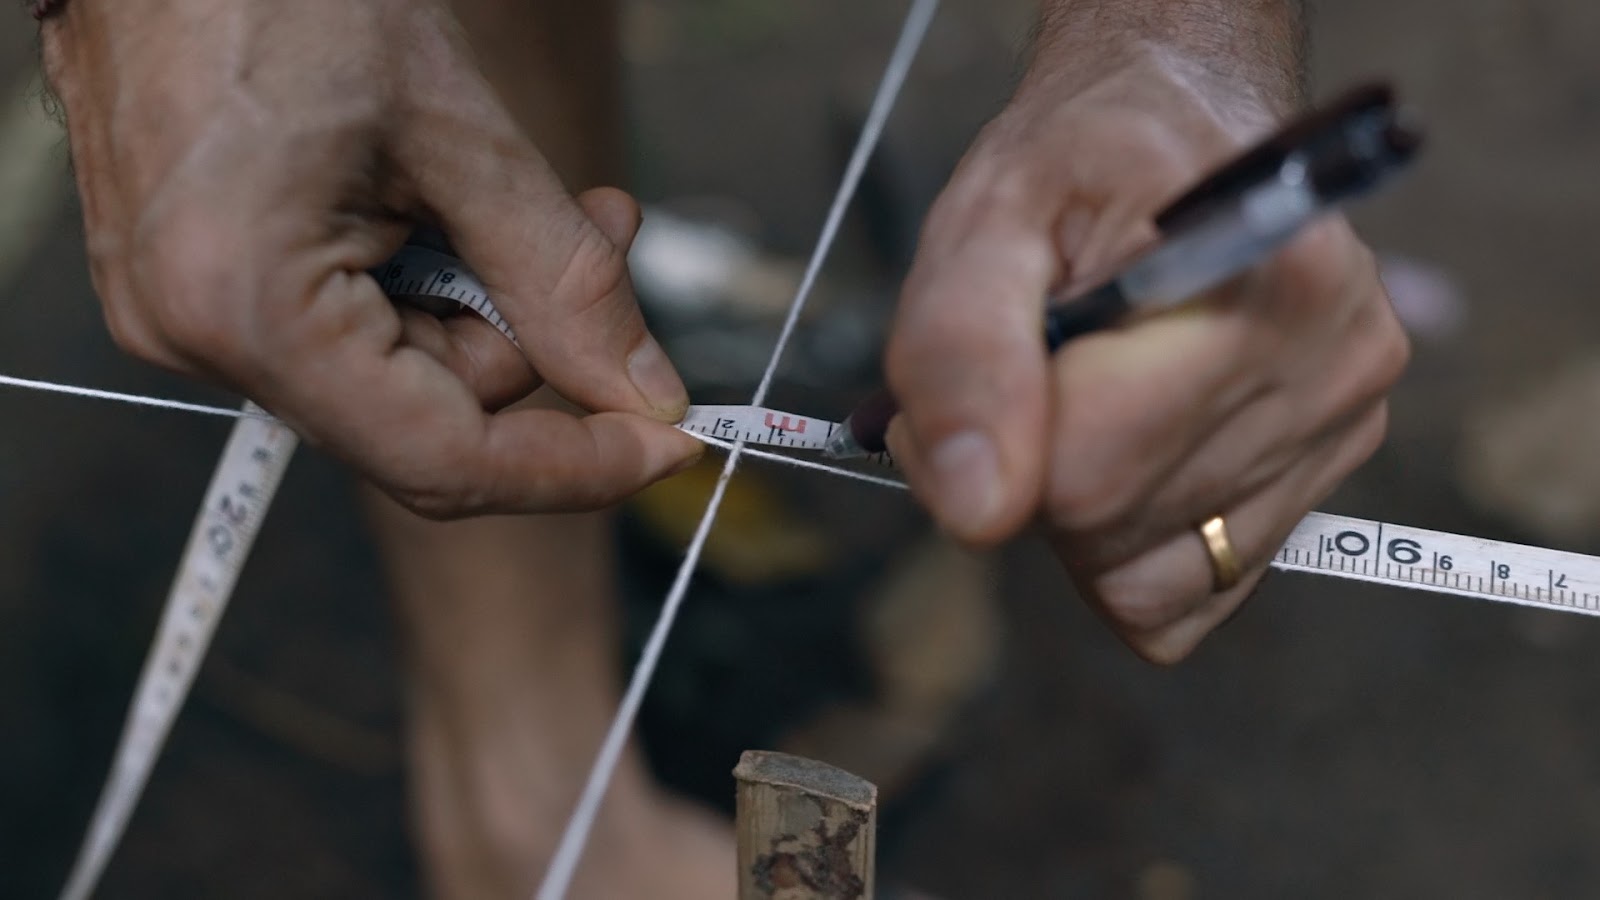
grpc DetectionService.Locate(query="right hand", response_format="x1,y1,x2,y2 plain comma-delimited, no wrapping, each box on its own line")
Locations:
39,0,702,517
885,53,1407,664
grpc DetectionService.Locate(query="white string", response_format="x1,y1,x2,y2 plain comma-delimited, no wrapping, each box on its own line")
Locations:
0,374,273,421
684,430,908,491
533,2,940,896
0,372,908,491
749,4,936,404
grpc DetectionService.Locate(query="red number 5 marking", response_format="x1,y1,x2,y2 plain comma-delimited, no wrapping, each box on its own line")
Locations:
764,412,807,434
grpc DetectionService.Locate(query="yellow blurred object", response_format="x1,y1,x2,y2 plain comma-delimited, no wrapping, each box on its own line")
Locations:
628,456,835,585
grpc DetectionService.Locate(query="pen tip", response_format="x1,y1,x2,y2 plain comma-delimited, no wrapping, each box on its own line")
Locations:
824,423,867,459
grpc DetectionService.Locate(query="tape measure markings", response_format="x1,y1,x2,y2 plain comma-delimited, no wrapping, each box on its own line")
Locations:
1278,511,1600,618
679,428,909,492
678,404,894,465
375,245,517,341
58,405,296,900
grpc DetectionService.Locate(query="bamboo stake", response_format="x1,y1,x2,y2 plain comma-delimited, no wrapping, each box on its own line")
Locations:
733,750,878,900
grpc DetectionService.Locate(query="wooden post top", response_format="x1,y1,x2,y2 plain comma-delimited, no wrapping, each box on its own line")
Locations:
734,751,879,900
734,751,878,809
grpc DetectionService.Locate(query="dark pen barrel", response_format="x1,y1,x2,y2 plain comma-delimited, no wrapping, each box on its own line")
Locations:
836,283,1132,457
1043,282,1131,351
840,387,900,455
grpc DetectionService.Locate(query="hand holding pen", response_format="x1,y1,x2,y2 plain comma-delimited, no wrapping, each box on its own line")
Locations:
828,84,1420,460
860,67,1420,664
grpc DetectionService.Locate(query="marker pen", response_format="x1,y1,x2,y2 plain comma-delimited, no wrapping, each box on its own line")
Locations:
824,83,1422,460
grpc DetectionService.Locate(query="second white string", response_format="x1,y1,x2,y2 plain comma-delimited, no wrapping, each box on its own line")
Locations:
531,2,940,896
0,373,908,490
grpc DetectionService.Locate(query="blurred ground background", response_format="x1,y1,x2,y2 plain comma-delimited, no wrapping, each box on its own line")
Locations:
4,0,1600,897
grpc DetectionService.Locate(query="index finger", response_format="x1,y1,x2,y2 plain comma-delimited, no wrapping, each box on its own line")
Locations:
400,110,688,421
258,276,701,516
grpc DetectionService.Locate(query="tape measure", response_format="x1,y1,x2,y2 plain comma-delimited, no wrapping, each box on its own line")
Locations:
55,243,1600,900
59,407,296,900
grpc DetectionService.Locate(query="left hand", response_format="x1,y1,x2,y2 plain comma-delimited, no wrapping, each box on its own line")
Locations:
884,50,1410,663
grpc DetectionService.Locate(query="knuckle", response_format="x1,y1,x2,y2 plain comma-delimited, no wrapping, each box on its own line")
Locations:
1101,584,1197,636
157,293,235,356
84,235,172,364
1351,401,1391,463
1102,584,1218,668
934,149,1053,239
553,224,631,324
1047,478,1128,534
1271,220,1359,316
135,215,249,359
1122,116,1196,180
978,158,1044,215
90,280,161,362
399,490,471,521
1126,631,1199,668
1337,304,1411,412
385,442,494,520
1089,564,1205,637
1306,275,1411,428
1371,308,1413,388
1279,218,1350,284
1047,459,1141,533
101,305,163,361
84,229,127,296
392,473,485,521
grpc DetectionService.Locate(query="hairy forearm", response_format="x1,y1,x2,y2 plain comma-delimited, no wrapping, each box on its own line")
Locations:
1025,0,1309,119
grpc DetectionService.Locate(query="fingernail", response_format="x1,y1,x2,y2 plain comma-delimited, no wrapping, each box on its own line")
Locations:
628,338,689,417
928,430,1002,534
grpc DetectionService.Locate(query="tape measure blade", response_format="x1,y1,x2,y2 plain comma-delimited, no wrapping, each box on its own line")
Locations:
1277,510,1600,618
377,245,516,343
677,404,841,452
59,407,296,900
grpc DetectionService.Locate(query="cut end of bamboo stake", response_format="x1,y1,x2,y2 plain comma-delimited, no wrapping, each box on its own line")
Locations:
734,750,879,900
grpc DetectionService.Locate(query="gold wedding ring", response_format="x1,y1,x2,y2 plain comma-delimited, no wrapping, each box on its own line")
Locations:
1200,515,1243,592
